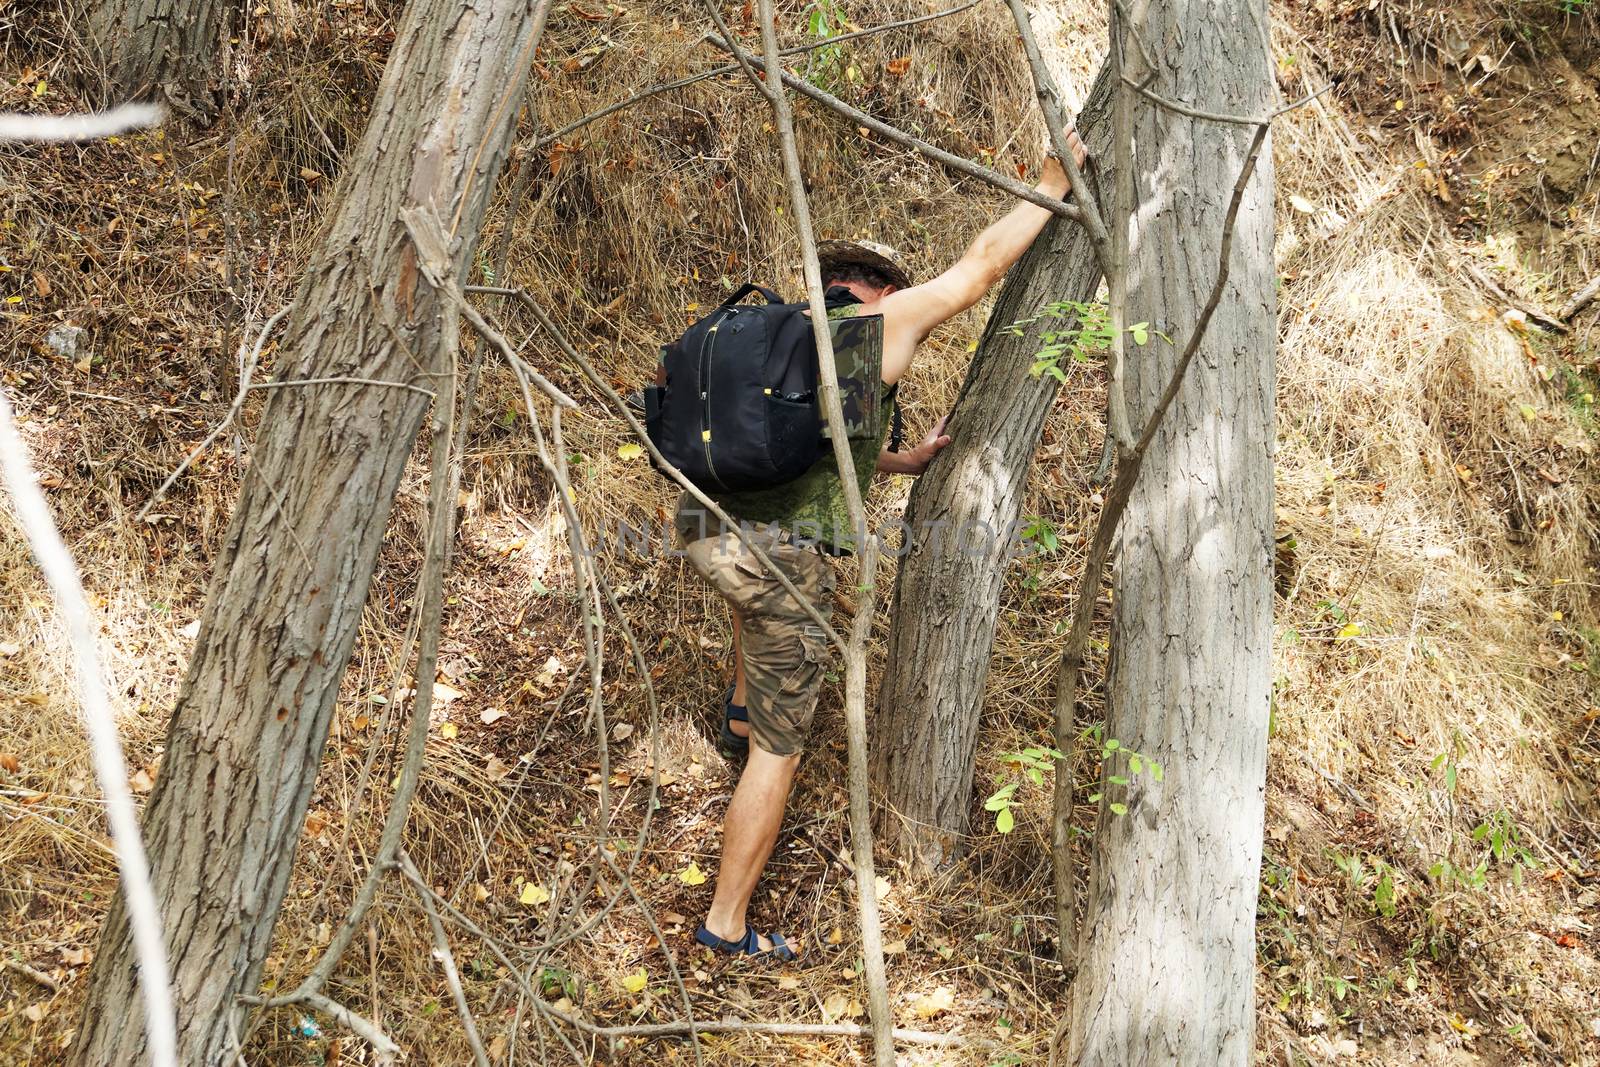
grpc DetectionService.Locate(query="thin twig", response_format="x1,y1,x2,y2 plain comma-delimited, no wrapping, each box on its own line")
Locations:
0,389,177,1067
135,306,289,523
0,102,163,141
1560,274,1600,321
705,35,1082,223
750,1,893,1060
1,958,60,992
1125,76,1334,125
535,0,983,150
299,993,399,1062
249,375,439,398
403,854,491,1067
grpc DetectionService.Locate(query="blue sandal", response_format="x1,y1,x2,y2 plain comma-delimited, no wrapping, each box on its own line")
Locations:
719,688,749,762
695,922,797,962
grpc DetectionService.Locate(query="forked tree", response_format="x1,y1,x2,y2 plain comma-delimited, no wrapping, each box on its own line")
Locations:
86,0,238,116
69,0,549,1062
1067,0,1277,1060
872,58,1111,872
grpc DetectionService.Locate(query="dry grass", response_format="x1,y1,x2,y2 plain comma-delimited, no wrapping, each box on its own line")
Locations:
3,0,1599,1063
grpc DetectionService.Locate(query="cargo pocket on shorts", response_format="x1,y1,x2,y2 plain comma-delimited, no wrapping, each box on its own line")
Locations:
771,620,829,748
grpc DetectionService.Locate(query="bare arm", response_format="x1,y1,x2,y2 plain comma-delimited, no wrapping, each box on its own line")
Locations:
875,141,1079,384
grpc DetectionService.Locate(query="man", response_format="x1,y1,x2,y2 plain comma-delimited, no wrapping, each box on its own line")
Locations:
679,137,1086,960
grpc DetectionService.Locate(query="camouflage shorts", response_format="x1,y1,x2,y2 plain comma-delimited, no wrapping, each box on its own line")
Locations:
683,530,836,757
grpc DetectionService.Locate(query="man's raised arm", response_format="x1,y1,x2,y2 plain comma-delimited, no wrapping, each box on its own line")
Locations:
876,136,1083,385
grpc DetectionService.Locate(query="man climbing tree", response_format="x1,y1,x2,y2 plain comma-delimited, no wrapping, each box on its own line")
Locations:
69,0,550,1062
675,135,1086,961
86,0,238,116
1067,0,1277,1061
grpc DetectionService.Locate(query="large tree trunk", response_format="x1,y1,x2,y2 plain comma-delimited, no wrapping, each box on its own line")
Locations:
70,2,546,1063
873,59,1112,873
1066,1,1277,1062
87,0,236,117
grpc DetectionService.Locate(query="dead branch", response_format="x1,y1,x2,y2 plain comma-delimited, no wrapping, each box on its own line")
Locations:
298,993,399,1062
535,0,982,150
748,1,894,1059
2,958,60,992
403,853,492,1067
136,305,289,523
706,34,1082,224
0,389,177,1067
1561,274,1600,321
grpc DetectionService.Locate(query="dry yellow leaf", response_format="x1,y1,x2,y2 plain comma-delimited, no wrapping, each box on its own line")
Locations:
678,862,707,886
911,985,956,1020
439,722,459,739
620,968,648,994
519,882,550,906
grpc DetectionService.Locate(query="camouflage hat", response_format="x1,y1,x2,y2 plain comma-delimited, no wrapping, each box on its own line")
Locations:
816,239,914,291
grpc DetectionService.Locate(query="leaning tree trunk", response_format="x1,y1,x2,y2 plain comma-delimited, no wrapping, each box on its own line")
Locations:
86,0,236,117
872,57,1112,873
70,2,546,1064
1066,0,1277,1063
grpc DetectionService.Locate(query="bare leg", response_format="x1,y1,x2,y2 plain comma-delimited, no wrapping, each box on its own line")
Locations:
729,611,749,738
703,745,800,950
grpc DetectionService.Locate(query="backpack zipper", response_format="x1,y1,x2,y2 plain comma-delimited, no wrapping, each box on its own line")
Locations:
698,309,734,490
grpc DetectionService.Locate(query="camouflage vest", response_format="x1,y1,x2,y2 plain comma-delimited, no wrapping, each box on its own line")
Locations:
676,304,892,552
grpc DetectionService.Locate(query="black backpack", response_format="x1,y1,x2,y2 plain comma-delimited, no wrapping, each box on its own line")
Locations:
643,284,855,494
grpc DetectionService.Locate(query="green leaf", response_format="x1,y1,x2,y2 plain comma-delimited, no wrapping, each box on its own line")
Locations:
1109,802,1128,816
1104,739,1120,752
995,806,1015,833
1148,761,1164,782
1128,754,1143,774
1086,792,1102,804
1108,774,1130,786
1129,322,1150,345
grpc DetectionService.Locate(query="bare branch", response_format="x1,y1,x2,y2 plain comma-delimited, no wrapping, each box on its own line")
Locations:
534,1,983,150
1561,274,1600,322
298,993,399,1062
0,389,178,1067
0,102,163,141
136,306,290,523
705,34,1082,223
403,854,491,1067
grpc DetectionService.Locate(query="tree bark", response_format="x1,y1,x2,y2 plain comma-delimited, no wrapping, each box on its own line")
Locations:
1066,1,1277,1063
873,61,1112,873
86,0,236,117
69,2,546,1063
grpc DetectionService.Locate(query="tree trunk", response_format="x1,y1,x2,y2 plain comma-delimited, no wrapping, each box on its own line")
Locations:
873,60,1112,873
69,2,546,1063
87,0,236,117
1066,1,1277,1062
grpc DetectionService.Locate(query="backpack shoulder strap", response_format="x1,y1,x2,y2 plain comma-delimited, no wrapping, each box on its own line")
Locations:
721,283,784,307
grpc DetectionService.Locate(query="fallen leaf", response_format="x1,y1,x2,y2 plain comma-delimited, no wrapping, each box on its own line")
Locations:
911,985,955,1020
620,968,648,994
439,722,459,740
0,753,20,773
826,926,843,945
130,768,155,792
778,975,801,991
480,706,507,726
179,620,201,639
22,1003,47,1023
33,273,50,297
0,642,19,657
882,939,906,955
617,442,643,461
1336,621,1362,640
611,723,634,741
299,167,324,183
885,56,911,76
678,862,707,886
433,681,465,704
821,991,853,1023
485,754,512,781
519,882,550,906
74,357,92,374
1289,194,1318,214
61,946,92,967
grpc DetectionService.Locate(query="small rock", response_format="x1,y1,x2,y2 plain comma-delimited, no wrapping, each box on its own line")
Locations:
45,324,85,360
